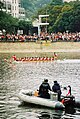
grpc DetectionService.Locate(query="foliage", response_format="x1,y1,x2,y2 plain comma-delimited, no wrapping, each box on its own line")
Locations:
21,0,52,19
35,0,80,33
53,1,80,32
1,0,80,33
0,11,32,34
0,11,18,33
18,20,33,34
51,0,63,5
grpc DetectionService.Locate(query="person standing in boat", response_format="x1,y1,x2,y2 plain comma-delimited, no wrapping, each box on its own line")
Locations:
53,52,58,60
52,81,61,101
9,54,17,63
12,55,17,61
38,79,51,99
66,85,71,96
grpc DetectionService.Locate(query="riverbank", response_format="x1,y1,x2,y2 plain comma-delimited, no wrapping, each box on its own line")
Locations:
0,42,80,59
0,42,80,52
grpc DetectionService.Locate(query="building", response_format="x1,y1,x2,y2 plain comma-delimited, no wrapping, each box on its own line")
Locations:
19,7,25,20
18,1,25,20
0,0,25,19
11,0,19,18
33,15,49,36
11,0,25,19
0,0,11,14
63,0,78,2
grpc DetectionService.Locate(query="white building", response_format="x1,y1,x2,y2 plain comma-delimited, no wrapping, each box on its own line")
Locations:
11,0,19,18
19,7,25,20
63,0,78,2
0,0,25,19
0,0,11,14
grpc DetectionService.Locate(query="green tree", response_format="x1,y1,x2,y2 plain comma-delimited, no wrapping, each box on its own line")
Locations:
48,5,63,32
53,1,80,32
51,0,63,5
21,0,52,19
18,20,33,35
0,11,18,33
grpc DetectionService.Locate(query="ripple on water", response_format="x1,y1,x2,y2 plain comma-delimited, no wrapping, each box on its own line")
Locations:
0,59,80,119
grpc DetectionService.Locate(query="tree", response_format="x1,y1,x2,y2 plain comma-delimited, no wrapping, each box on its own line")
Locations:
21,0,52,19
52,2,80,32
18,20,33,35
51,0,63,5
48,5,63,32
0,11,18,33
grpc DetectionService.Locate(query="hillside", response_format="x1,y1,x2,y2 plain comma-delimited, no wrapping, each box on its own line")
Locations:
21,0,52,19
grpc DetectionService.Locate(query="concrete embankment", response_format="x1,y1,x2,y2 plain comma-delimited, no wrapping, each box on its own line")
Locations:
0,42,80,59
0,42,80,53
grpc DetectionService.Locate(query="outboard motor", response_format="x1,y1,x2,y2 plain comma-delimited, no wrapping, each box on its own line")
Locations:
61,95,75,108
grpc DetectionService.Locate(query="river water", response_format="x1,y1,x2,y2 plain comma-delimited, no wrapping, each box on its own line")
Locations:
0,54,80,119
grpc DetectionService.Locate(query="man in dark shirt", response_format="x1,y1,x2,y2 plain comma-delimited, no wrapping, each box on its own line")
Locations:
52,81,61,101
38,79,51,99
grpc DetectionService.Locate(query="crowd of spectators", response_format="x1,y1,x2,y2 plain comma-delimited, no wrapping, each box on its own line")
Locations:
0,32,80,42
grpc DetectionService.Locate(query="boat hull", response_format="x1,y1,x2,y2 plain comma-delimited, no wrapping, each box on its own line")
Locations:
17,89,64,109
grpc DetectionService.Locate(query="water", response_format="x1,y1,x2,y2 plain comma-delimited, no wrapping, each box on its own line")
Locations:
0,54,80,119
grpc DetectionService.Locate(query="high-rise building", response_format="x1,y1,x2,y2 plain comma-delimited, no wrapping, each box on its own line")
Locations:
0,0,11,14
11,0,19,18
0,0,25,19
63,0,77,2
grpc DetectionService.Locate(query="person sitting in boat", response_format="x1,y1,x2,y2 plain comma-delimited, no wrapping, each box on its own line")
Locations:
52,81,61,101
38,79,51,99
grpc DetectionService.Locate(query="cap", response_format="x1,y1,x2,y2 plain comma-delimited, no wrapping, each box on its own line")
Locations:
54,81,57,83
44,79,48,82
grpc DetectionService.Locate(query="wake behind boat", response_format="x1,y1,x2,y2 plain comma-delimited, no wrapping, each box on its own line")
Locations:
17,89,76,110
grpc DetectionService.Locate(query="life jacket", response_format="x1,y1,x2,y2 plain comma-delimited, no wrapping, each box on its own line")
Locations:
34,91,39,96
12,55,17,60
39,82,50,95
52,83,61,94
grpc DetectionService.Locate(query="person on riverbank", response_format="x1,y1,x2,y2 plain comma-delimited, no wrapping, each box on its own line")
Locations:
38,79,51,99
52,81,61,101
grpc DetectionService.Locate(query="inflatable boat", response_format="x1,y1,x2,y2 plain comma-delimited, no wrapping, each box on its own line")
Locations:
17,89,65,109
17,89,76,109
